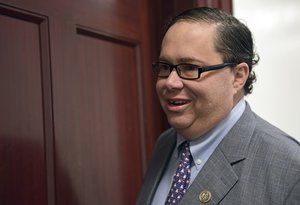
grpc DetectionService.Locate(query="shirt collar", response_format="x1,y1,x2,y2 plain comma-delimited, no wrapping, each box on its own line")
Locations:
175,98,246,169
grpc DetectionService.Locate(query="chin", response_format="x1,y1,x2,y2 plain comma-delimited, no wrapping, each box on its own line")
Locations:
167,117,191,130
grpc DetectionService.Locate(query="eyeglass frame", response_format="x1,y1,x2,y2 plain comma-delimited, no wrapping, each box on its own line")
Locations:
152,61,237,80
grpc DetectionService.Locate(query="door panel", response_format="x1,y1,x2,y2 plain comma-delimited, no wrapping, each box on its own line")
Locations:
0,6,48,205
52,24,143,204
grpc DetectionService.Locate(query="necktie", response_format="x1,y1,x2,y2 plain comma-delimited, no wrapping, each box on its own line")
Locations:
165,142,192,204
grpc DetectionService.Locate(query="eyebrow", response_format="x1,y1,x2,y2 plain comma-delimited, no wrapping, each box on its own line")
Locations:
158,56,207,65
178,57,205,64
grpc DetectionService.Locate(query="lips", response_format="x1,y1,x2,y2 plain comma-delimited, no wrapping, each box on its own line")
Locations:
166,98,191,112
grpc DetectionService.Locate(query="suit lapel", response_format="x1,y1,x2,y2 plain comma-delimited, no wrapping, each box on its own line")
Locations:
180,104,256,204
180,147,239,204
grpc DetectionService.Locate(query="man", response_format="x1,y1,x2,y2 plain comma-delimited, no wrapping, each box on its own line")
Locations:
136,7,300,205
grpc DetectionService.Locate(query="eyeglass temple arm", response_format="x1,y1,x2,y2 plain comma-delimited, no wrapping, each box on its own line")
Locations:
200,63,237,72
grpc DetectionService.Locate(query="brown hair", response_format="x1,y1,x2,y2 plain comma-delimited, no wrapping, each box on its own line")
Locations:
165,7,259,95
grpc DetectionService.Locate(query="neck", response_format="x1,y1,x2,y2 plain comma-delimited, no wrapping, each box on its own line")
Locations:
178,96,244,140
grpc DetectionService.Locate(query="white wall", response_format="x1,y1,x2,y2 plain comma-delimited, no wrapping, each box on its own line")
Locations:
233,0,300,142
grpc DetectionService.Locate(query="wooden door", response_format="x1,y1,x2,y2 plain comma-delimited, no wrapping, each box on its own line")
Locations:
0,0,164,204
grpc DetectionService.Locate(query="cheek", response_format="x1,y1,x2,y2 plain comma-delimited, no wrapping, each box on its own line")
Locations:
155,80,163,95
223,75,236,95
155,80,166,103
213,77,236,107
193,75,234,104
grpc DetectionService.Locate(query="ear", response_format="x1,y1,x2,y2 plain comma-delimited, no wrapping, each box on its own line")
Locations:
232,62,249,92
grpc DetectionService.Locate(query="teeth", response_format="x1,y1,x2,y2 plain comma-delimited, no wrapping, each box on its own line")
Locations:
169,100,187,106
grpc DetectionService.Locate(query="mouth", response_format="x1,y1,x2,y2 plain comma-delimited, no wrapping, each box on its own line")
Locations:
169,99,190,106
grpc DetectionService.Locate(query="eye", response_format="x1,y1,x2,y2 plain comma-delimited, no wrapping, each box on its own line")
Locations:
180,64,198,71
153,62,171,77
159,63,170,71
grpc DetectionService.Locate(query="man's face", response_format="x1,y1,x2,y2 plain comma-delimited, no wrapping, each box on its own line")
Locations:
156,21,240,139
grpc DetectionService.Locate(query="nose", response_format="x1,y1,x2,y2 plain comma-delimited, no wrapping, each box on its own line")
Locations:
165,70,184,90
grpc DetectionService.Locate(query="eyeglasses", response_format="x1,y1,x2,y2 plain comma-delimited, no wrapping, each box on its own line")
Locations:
152,61,237,80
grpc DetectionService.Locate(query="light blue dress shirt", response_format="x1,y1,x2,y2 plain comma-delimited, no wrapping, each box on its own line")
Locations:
151,99,246,205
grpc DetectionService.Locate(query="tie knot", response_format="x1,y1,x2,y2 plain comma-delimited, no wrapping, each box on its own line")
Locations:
179,141,192,163
180,141,191,154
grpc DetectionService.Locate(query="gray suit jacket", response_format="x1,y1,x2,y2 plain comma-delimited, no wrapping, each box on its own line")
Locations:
136,104,300,205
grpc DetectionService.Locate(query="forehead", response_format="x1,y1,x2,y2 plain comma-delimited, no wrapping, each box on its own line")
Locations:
160,21,221,63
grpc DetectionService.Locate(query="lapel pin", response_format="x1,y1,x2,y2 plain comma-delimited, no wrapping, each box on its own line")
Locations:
199,190,212,203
